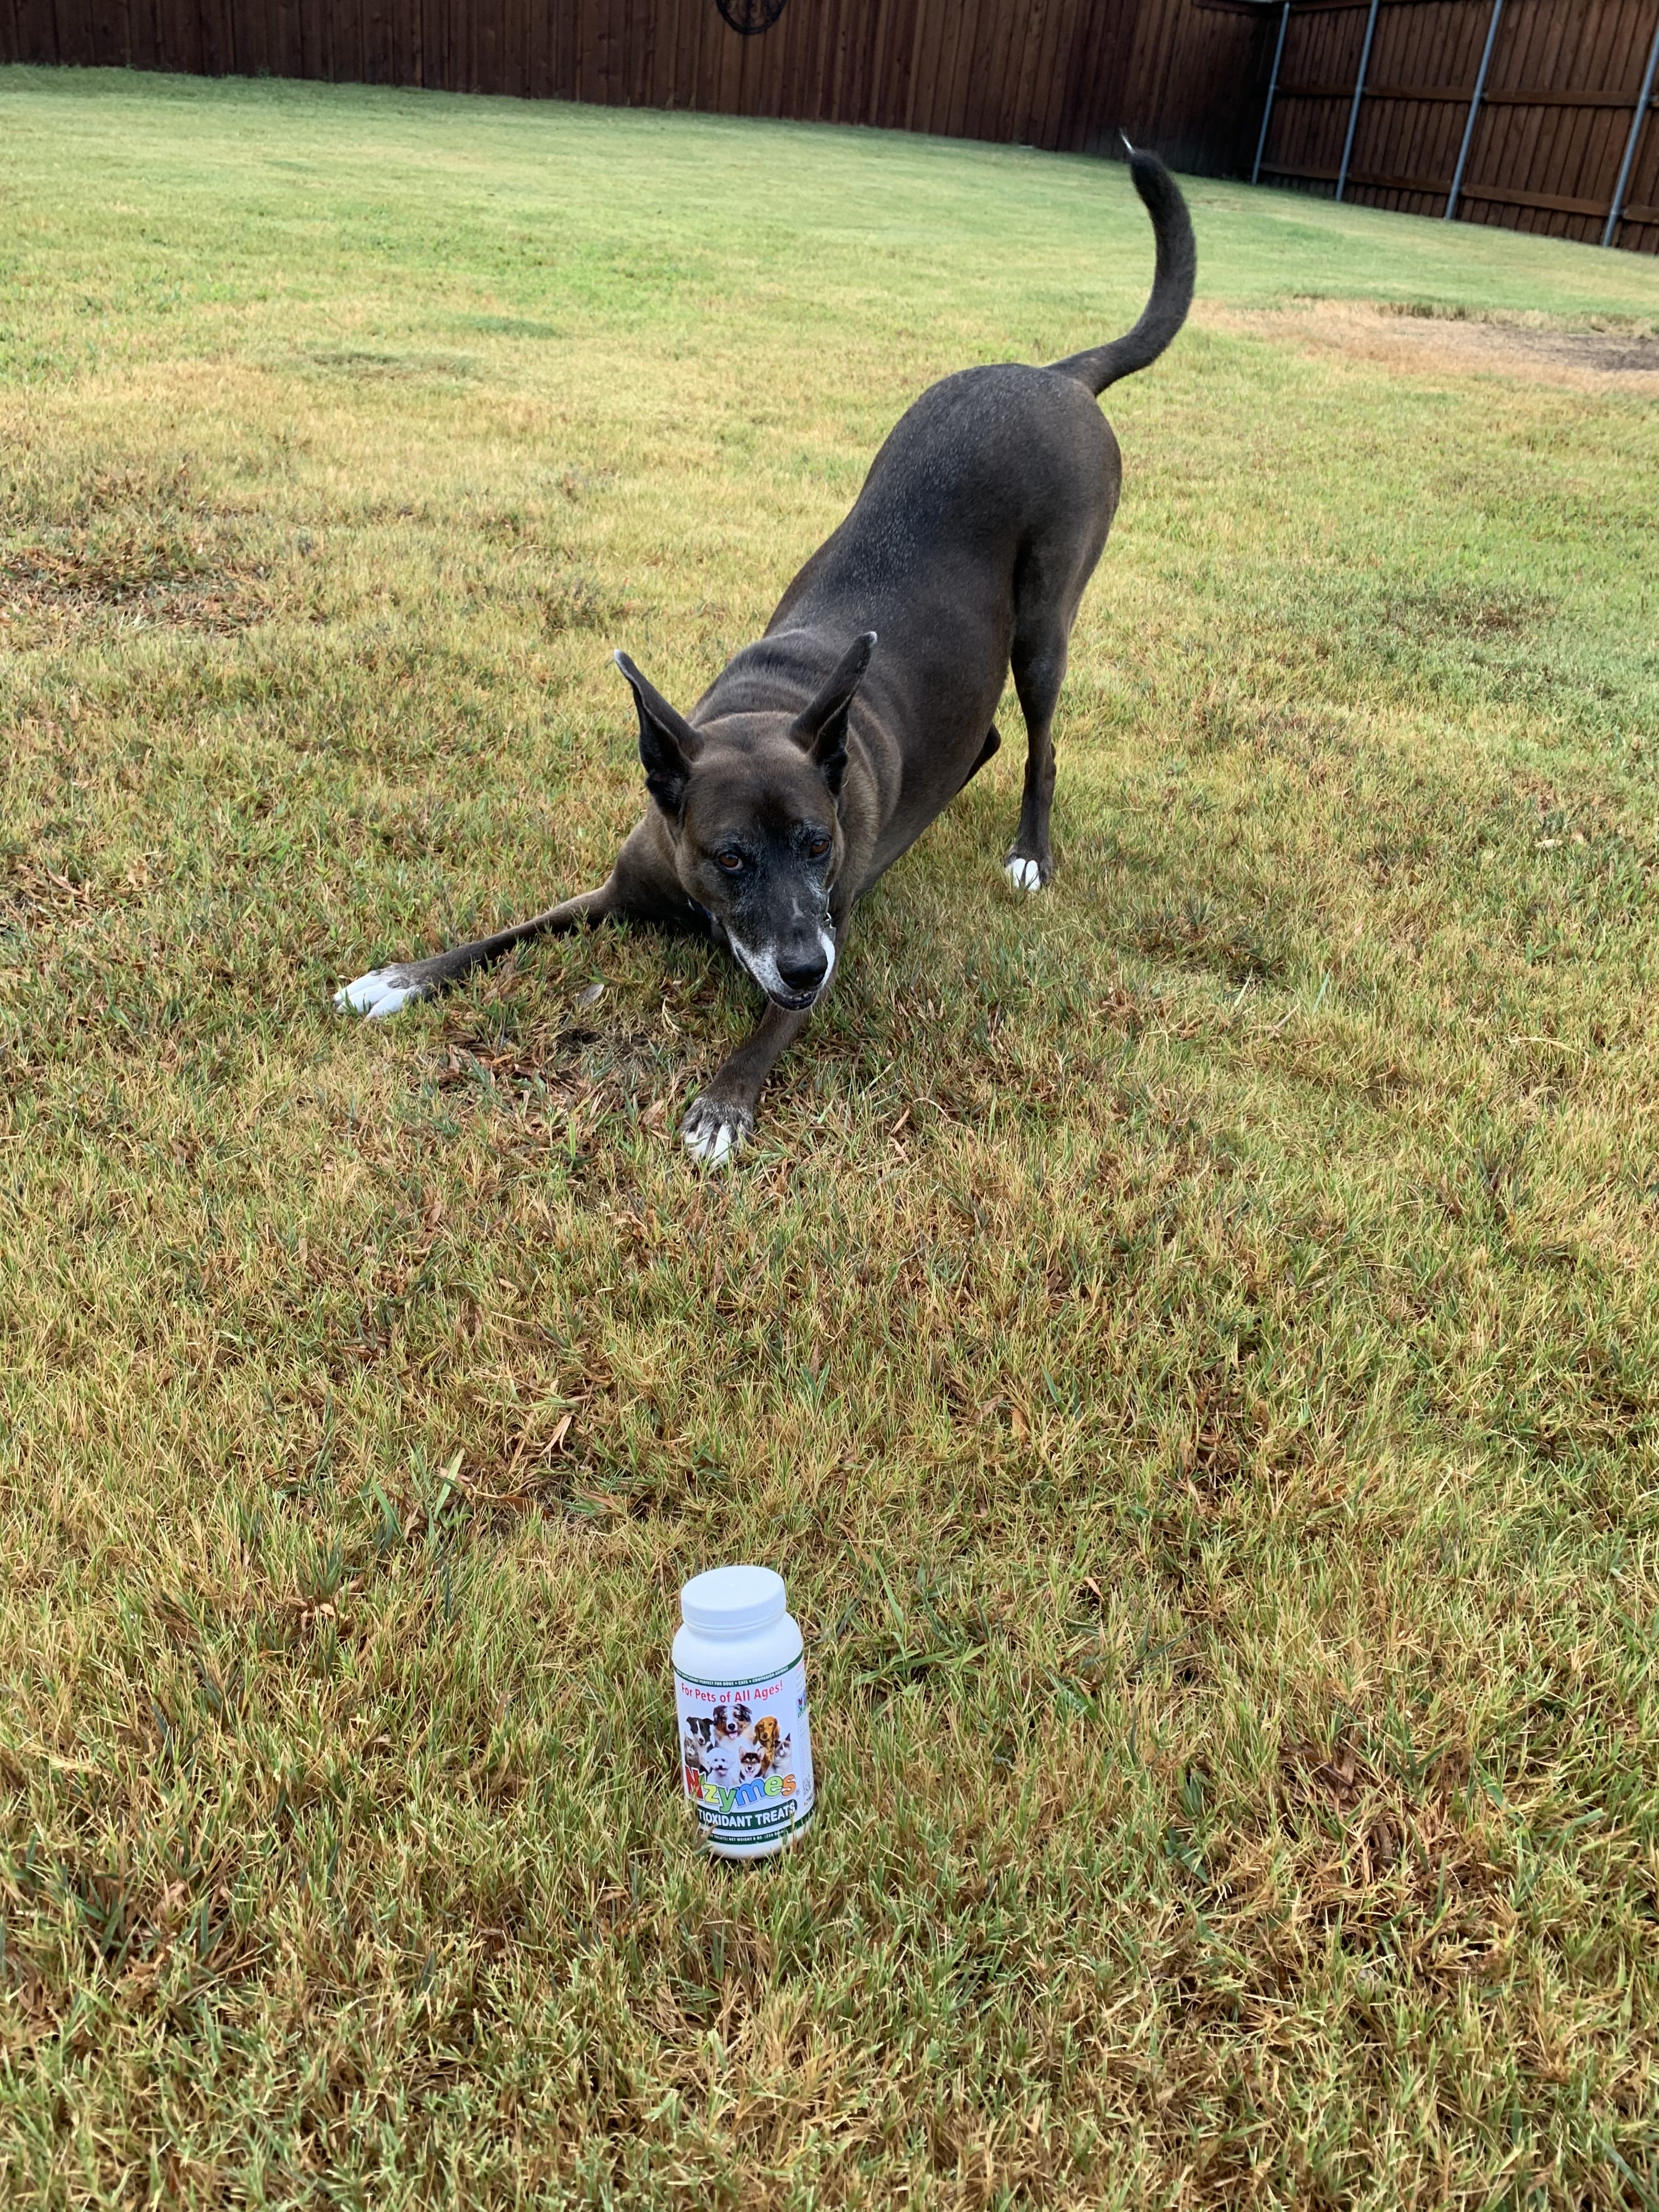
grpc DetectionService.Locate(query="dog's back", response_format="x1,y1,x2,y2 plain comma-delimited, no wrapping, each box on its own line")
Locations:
758,150,1196,876
768,365,1121,864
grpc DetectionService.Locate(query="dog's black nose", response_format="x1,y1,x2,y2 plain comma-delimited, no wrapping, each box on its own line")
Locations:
777,948,829,994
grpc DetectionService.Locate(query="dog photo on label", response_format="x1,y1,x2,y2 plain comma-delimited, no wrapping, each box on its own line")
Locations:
681,1714,716,1781
741,1715,785,1782
682,1704,790,1792
337,150,1195,1167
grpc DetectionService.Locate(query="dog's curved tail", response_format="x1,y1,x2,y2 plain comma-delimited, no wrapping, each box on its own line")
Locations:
1048,145,1195,396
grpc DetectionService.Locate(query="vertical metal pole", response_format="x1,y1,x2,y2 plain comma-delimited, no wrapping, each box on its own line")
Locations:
1335,0,1381,202
1602,4,1659,249
1251,1,1292,188
1446,0,1504,220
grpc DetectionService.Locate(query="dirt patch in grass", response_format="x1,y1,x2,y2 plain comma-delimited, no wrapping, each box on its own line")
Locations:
0,855,97,927
426,1002,690,1142
537,568,629,634
301,346,481,383
1135,894,1283,985
1265,1742,1513,1978
1374,580,1553,641
0,527,274,635
1206,298,1659,388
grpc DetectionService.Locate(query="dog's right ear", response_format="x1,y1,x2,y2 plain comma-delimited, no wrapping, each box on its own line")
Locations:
792,629,876,796
614,651,701,816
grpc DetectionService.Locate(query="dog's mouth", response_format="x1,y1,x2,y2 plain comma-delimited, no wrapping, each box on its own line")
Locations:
728,934,834,1013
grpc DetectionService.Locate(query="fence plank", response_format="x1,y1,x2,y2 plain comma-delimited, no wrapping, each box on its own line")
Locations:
1257,0,1657,251
1040,0,1086,149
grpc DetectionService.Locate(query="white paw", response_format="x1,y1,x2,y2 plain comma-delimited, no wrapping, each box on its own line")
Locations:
681,1096,754,1169
1005,856,1045,892
334,966,428,1020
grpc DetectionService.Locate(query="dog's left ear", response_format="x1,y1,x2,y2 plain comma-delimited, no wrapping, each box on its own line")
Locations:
793,630,876,796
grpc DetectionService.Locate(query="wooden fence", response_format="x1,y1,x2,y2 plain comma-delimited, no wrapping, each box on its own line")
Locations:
0,0,1274,168
2,0,1655,251
1251,0,1659,252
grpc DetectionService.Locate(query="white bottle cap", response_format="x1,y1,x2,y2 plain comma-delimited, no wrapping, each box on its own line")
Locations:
680,1563,787,1637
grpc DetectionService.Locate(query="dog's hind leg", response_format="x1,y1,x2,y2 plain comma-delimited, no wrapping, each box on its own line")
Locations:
1004,629,1067,891
335,879,623,1020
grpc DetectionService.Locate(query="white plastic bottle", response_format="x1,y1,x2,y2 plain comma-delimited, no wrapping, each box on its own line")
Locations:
673,1564,815,1859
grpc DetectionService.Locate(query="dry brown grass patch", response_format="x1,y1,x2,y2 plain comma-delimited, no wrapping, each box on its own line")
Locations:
1203,298,1659,388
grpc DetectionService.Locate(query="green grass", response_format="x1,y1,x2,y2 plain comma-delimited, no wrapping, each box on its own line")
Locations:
3,63,1659,2210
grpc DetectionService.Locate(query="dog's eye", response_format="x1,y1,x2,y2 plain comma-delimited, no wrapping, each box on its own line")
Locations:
715,850,744,873
806,833,831,860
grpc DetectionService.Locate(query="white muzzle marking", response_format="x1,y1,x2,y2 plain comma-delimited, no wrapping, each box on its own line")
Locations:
729,938,789,999
729,929,836,1007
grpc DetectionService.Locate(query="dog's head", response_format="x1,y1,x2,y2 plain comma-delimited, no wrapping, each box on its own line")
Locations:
613,632,877,1012
698,1703,753,1791
740,1714,785,1783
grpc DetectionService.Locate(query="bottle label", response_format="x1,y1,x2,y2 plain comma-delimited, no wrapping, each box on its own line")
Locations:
676,1650,815,1847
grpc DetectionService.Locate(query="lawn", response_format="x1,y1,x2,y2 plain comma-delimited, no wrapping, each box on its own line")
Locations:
3,63,1659,2210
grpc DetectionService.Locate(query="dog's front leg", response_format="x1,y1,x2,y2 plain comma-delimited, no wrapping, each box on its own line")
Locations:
682,906,854,1168
681,1000,812,1169
335,879,622,1019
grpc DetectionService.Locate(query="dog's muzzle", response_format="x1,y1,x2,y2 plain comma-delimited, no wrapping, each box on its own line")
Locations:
731,928,836,1013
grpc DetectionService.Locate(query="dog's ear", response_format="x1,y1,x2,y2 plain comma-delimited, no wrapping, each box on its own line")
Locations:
792,630,876,796
614,651,701,816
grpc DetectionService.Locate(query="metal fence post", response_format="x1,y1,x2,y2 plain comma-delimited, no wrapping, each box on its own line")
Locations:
1251,1,1292,188
1602,4,1659,248
1446,0,1504,220
1335,0,1381,203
